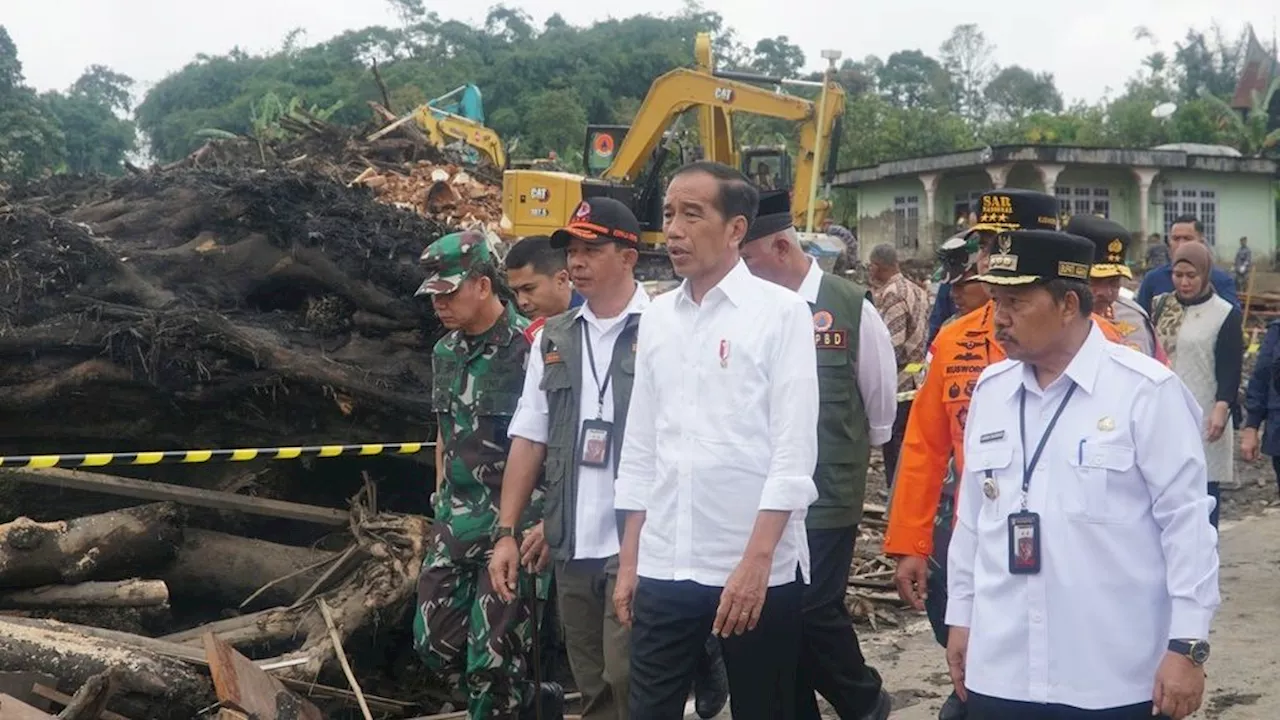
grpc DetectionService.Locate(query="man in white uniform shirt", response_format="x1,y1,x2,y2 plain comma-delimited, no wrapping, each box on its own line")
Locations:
947,228,1220,720
613,161,820,720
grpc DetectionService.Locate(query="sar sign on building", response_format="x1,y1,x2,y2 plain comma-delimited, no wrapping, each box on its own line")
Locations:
834,144,1279,265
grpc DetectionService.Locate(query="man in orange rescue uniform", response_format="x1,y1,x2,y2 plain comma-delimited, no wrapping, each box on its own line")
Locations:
886,190,1147,720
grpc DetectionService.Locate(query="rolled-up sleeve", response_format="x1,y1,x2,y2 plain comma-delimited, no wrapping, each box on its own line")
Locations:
857,302,898,447
759,298,820,511
507,328,550,444
615,315,659,511
1133,376,1221,640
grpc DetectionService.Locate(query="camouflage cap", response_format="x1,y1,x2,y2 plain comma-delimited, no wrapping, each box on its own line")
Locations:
933,231,983,283
415,231,492,297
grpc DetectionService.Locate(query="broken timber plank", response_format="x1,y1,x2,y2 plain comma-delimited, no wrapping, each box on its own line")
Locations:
1,467,348,526
0,694,55,720
203,634,323,720
0,580,169,609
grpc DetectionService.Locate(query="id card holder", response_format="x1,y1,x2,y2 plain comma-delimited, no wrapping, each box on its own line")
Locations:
1007,511,1041,575
579,419,614,468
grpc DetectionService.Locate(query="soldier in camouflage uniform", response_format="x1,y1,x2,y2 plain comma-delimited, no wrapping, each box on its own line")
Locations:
413,231,546,719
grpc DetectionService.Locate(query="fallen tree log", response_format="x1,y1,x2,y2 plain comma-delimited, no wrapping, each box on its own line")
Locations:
0,617,212,720
0,503,182,589
163,529,338,609
0,579,168,609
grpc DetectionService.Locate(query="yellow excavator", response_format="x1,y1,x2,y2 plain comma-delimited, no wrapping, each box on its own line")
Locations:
502,33,845,276
412,84,507,169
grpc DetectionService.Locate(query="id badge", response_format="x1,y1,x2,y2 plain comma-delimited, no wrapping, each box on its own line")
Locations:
1007,511,1041,575
578,419,614,468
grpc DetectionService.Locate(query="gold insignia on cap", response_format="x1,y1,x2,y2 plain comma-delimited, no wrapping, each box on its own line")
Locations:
989,254,1018,271
1108,239,1123,253
998,233,1013,254
1097,416,1115,431
1058,261,1089,280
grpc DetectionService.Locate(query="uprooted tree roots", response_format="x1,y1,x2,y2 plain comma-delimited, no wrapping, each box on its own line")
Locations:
0,168,450,452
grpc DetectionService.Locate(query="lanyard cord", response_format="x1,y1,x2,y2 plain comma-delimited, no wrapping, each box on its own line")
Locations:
581,321,611,419
1017,382,1078,511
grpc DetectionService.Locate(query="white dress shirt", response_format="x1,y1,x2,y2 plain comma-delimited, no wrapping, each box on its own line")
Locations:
947,322,1220,710
615,260,820,587
508,282,650,560
796,259,898,446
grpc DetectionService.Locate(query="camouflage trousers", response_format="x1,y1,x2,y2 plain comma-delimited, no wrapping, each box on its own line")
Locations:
414,553,535,719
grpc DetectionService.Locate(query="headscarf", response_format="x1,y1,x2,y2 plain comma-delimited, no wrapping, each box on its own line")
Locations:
1172,242,1214,300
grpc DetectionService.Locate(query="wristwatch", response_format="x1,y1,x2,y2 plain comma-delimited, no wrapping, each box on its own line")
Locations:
1168,639,1211,666
491,525,517,543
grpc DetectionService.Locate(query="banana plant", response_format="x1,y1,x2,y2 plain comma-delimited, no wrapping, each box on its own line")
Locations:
1197,76,1280,156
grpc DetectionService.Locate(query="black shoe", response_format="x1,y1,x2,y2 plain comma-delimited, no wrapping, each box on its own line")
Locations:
938,690,966,720
859,688,892,720
519,681,565,720
692,637,729,718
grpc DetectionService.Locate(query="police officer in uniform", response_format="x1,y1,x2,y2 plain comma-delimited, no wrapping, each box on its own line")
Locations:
413,231,559,720
886,190,1133,720
947,228,1219,720
1064,215,1165,362
739,192,895,720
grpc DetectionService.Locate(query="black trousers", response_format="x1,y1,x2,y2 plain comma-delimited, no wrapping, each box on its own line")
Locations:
797,526,883,719
879,400,914,488
629,576,803,720
1208,482,1221,530
968,692,1171,720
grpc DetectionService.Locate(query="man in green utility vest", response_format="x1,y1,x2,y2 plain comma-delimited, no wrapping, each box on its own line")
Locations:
739,194,896,720
489,198,729,720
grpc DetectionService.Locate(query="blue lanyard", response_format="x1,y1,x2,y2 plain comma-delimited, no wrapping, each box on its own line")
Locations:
1017,382,1077,510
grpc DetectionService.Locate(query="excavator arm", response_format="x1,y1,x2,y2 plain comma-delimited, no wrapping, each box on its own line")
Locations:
435,115,507,169
603,66,845,230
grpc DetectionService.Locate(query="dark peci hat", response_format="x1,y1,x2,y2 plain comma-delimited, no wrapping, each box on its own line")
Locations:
969,189,1061,234
550,197,641,249
973,229,1094,286
1063,215,1133,280
742,191,793,244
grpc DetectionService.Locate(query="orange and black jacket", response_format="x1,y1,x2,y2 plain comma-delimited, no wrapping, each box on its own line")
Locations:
883,301,1126,558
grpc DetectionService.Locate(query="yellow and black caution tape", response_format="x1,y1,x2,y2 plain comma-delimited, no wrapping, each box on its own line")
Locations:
0,442,432,469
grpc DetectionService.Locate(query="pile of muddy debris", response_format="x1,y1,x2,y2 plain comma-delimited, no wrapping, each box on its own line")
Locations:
0,104,522,719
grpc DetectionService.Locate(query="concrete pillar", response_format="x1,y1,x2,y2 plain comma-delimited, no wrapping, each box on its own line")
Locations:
985,164,1013,189
1132,167,1161,239
1035,163,1066,196
918,172,939,255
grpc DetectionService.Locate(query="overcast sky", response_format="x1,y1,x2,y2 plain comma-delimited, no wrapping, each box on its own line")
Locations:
6,0,1278,105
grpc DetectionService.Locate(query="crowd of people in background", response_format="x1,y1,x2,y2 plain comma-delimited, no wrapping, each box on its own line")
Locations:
410,164,1277,720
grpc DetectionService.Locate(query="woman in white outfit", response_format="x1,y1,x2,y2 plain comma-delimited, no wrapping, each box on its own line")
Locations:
1152,241,1243,529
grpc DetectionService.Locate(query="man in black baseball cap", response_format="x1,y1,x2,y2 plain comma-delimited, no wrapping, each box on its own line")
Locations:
550,197,641,249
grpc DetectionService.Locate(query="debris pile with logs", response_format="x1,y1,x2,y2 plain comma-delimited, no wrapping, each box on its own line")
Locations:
0,103,519,719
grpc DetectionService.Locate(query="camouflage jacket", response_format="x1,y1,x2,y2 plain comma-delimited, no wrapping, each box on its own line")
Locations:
430,303,541,563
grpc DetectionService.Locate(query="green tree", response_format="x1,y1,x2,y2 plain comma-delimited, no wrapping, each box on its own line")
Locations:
939,24,997,123
751,36,805,79
0,26,66,182
983,66,1063,120
877,50,951,110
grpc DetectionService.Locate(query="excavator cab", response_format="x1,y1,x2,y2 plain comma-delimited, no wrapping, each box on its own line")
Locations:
740,146,793,192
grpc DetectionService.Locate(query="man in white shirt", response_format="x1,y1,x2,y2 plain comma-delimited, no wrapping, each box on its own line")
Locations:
739,195,895,720
947,228,1220,720
613,162,820,720
489,197,727,719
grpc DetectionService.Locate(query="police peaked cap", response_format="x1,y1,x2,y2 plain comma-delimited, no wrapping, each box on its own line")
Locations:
1063,214,1133,280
